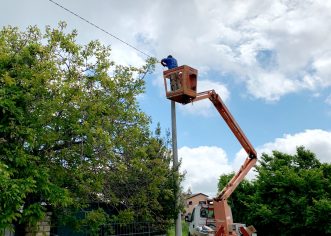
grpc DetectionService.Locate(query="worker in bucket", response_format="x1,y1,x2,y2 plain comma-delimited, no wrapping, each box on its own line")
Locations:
161,55,181,91
161,55,178,69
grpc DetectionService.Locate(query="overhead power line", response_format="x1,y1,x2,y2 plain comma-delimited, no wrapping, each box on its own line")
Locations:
47,0,156,59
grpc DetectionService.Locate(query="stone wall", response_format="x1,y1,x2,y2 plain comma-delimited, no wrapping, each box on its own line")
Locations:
25,212,52,236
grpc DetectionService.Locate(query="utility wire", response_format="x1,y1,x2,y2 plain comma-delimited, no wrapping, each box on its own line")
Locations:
47,0,156,60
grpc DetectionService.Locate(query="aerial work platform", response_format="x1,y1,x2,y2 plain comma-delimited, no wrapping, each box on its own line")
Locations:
163,65,198,104
162,64,257,236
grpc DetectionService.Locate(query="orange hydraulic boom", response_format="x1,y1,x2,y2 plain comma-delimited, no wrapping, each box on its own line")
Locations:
163,65,257,236
193,90,257,236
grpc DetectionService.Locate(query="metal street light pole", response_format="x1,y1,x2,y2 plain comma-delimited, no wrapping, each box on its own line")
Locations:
171,100,182,236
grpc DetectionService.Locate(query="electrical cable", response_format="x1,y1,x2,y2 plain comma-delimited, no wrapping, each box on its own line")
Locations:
47,0,157,60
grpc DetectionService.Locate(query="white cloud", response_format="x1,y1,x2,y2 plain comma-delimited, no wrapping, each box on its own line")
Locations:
232,1,331,100
312,54,331,87
147,0,331,101
2,0,331,101
179,146,233,197
110,47,146,68
234,129,331,176
257,129,331,163
182,129,331,197
246,71,298,101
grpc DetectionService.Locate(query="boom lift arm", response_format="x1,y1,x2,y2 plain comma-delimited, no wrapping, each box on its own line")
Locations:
162,65,257,236
192,90,257,236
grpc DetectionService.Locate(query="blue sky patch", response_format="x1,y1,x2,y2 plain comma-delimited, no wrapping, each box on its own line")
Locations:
256,49,278,70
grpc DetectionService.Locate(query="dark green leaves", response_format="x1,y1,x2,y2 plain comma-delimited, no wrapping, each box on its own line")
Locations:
218,147,331,236
0,23,176,233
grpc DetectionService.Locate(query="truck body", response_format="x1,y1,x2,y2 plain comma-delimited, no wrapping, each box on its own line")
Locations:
187,202,215,236
187,202,256,236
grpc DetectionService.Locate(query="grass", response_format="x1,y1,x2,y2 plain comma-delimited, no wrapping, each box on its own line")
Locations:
167,221,189,236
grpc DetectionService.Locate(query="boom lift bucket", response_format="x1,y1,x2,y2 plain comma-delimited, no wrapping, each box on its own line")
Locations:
163,65,198,104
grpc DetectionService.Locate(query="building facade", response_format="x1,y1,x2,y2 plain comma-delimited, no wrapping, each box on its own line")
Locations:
185,193,209,216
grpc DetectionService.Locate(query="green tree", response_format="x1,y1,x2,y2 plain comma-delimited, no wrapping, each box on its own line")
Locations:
0,22,177,234
248,147,331,235
217,147,331,236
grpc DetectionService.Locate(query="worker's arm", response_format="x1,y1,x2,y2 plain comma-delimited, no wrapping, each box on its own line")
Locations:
161,58,167,67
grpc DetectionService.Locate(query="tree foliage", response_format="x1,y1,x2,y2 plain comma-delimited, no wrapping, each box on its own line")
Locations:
217,147,331,236
0,22,176,233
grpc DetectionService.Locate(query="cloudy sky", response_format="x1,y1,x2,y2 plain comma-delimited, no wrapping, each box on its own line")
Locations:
2,0,331,196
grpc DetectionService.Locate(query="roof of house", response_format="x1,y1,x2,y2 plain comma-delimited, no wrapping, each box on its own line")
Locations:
186,193,209,199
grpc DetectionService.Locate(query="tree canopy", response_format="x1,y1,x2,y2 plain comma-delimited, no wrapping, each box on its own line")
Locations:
218,147,331,236
0,22,177,234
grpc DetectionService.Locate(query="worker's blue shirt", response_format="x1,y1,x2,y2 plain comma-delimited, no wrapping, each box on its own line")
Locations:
161,57,178,69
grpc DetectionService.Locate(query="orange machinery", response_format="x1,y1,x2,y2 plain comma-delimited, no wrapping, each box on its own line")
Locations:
163,66,257,236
